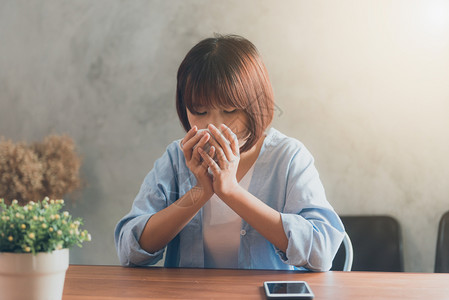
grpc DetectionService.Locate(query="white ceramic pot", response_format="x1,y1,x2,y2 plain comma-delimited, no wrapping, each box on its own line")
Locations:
0,248,69,300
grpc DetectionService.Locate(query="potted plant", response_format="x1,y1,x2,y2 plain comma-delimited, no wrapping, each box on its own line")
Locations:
0,197,91,300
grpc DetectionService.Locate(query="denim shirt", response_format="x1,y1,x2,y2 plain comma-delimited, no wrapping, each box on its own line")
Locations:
114,128,344,271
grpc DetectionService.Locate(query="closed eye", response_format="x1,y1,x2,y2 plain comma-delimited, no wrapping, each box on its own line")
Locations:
224,109,237,114
193,111,207,115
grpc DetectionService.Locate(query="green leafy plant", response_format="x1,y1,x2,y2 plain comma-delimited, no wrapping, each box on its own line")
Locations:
0,197,91,254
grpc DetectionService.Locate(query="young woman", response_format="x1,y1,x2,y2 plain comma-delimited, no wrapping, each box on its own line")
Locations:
115,34,344,271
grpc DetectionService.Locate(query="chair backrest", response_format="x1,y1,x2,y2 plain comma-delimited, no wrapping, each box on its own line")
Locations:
342,232,353,271
331,215,404,272
435,211,449,273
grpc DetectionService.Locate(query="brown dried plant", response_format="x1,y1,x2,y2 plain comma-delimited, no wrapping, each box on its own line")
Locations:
0,135,81,205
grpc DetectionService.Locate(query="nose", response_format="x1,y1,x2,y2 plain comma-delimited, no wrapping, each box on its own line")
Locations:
205,113,225,129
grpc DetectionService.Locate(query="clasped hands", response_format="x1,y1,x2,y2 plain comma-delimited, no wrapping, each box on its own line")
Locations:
181,124,240,199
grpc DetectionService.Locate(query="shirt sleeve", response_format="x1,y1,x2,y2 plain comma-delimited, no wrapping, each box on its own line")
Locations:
278,145,344,271
114,142,181,266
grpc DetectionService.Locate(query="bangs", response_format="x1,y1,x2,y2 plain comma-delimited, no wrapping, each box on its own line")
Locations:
182,59,249,113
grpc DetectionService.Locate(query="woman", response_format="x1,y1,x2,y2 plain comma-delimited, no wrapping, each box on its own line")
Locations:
115,34,344,271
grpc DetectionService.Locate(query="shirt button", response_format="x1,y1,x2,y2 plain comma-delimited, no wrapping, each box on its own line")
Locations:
240,230,246,236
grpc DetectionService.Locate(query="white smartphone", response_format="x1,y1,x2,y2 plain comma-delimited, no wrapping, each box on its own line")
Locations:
264,281,314,299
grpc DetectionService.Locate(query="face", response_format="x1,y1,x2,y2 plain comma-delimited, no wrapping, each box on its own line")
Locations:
186,105,250,146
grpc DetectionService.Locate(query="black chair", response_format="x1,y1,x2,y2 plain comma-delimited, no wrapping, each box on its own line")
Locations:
332,215,404,272
435,211,449,273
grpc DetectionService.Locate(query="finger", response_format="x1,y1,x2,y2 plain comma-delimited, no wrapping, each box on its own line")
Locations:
208,124,233,159
208,145,216,160
182,128,206,160
198,147,220,174
181,126,197,160
181,126,197,148
215,147,228,169
200,155,210,171
221,124,240,156
196,131,211,149
192,133,210,162
204,132,220,155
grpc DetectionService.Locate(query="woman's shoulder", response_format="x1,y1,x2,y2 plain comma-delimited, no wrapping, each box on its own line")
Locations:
259,128,315,167
263,128,307,154
166,138,183,155
150,138,186,170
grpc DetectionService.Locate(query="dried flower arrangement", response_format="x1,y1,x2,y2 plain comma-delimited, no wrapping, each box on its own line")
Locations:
0,135,81,205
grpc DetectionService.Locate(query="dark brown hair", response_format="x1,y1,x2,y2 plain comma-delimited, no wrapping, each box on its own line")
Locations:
176,34,274,152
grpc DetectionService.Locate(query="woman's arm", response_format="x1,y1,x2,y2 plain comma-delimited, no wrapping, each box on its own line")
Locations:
139,185,212,253
219,185,288,252
115,127,216,266
140,126,217,253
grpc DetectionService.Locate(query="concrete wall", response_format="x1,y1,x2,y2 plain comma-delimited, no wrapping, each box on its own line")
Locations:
1,0,448,272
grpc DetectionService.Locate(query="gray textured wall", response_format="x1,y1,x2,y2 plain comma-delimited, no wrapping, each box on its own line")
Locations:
1,0,448,272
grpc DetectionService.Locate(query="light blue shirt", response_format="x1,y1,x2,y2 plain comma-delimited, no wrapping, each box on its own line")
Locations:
114,128,344,271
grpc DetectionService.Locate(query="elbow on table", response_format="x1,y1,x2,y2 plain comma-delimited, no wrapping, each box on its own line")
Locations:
306,255,333,272
115,242,133,267
114,231,141,267
307,233,344,272
116,237,164,267
116,248,149,267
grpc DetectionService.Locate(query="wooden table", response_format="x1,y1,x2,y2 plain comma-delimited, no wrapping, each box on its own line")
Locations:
63,265,449,299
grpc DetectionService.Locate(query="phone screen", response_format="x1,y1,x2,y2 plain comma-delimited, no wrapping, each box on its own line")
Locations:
264,281,314,299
